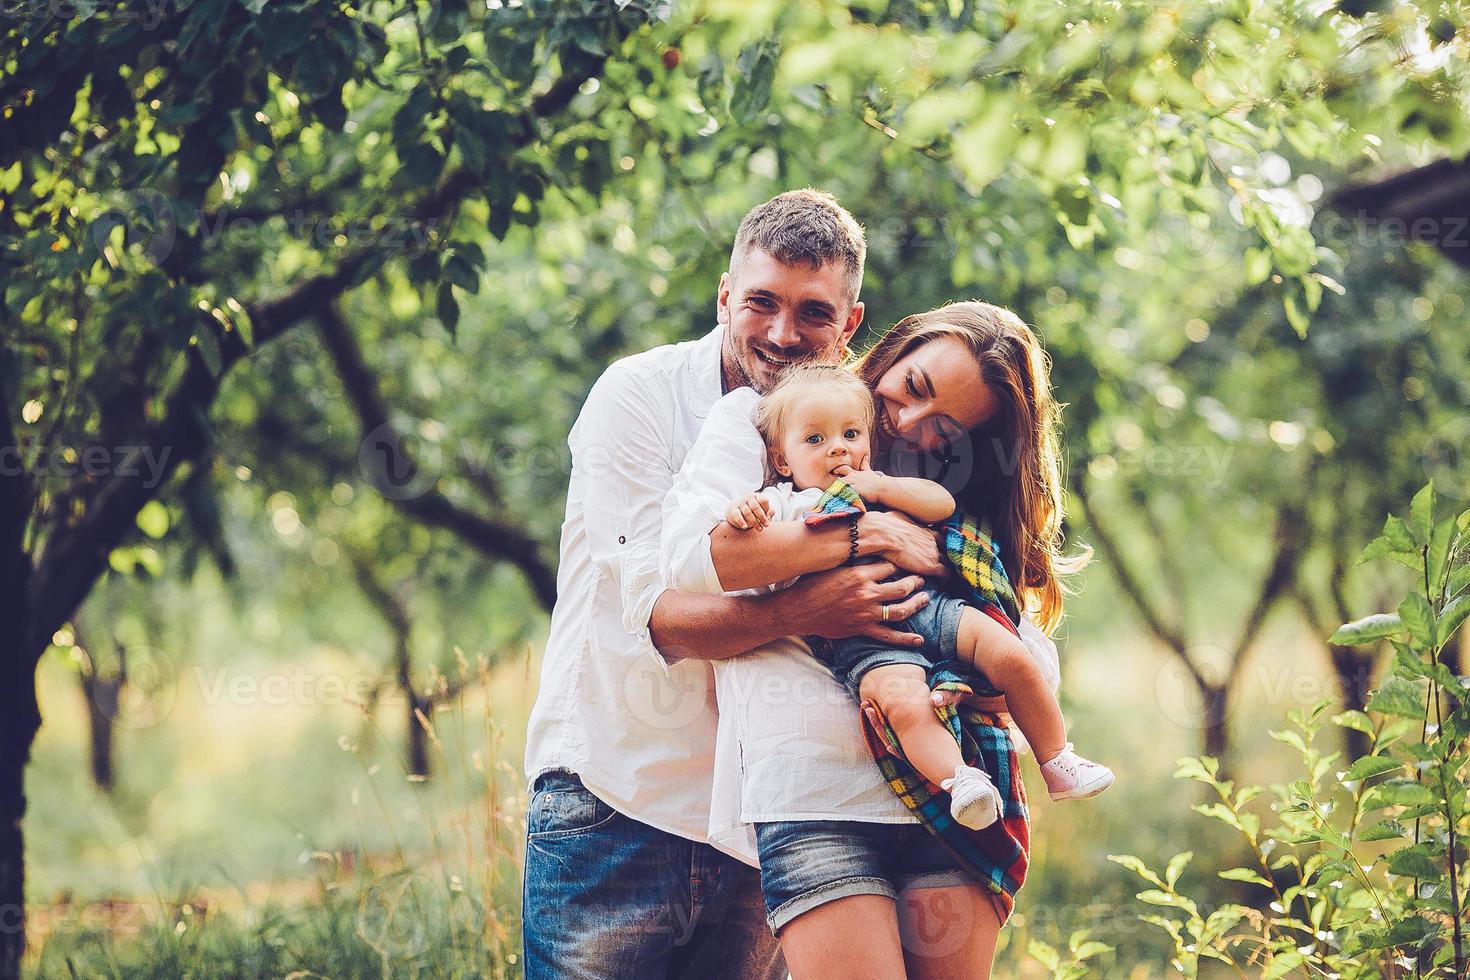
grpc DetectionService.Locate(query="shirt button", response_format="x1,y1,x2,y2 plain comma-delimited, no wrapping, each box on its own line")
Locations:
618,535,626,544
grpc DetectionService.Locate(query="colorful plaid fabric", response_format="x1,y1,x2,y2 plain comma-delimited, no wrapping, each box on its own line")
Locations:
804,476,1031,919
861,666,1030,921
939,512,1020,626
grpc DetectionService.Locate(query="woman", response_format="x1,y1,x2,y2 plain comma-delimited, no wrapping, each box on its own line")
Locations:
661,301,1074,978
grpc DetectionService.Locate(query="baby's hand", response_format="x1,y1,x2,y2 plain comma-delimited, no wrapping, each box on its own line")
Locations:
725,493,774,530
831,465,886,499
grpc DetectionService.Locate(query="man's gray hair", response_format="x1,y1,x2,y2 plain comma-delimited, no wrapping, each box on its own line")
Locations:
729,188,866,305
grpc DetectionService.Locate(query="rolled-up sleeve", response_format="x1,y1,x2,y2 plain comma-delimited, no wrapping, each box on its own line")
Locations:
661,388,766,595
1017,615,1061,694
569,364,680,671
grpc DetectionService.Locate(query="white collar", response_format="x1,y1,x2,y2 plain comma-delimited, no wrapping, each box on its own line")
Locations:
688,324,726,419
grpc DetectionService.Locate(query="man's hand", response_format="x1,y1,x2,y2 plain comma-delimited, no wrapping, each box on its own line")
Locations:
857,510,943,575
725,492,774,530
773,561,931,647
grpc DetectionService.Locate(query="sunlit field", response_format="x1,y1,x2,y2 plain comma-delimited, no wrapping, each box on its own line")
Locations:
27,545,1408,976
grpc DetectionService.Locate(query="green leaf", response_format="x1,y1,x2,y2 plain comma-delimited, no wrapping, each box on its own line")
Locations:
1362,778,1435,810
136,500,170,539
444,253,481,293
1427,516,1456,591
1383,514,1419,552
393,85,434,144
1263,949,1306,979
1027,939,1060,971
1174,755,1220,782
1409,482,1435,546
1329,613,1402,645
1283,293,1308,337
401,142,445,186
193,329,221,377
436,282,459,338
1135,889,1196,914
696,51,725,112
1244,247,1271,285
1342,754,1400,782
1367,676,1426,718
1441,594,1469,645
1332,709,1374,735
1450,561,1470,599
729,37,780,124
1398,593,1436,647
1106,854,1165,888
1386,846,1440,880
1218,867,1271,887
1359,818,1406,842
1313,858,1356,886
1072,940,1113,960
1165,851,1192,888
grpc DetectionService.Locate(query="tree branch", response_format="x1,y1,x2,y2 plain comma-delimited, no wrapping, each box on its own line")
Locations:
23,55,609,660
314,302,557,609
1223,502,1308,691
0,365,33,545
1069,471,1196,670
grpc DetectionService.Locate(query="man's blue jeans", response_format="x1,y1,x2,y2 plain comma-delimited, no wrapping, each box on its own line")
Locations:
522,770,786,980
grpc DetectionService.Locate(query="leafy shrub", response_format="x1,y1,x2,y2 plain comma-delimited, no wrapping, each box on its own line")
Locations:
1110,482,1470,978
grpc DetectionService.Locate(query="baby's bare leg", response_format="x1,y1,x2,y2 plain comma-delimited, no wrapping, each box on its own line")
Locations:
858,663,964,787
956,608,1067,763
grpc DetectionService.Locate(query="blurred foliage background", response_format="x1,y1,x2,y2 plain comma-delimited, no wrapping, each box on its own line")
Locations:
3,0,1470,975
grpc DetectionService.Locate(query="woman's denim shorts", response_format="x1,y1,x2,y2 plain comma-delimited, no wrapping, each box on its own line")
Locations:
754,819,972,934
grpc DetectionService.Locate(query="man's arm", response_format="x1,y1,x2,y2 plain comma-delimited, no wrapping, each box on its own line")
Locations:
649,560,933,661
704,509,942,592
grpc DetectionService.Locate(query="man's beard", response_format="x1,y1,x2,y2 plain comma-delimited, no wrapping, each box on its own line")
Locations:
723,333,845,395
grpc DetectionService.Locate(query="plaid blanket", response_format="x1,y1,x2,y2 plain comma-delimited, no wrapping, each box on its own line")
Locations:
863,668,1031,921
803,477,1030,920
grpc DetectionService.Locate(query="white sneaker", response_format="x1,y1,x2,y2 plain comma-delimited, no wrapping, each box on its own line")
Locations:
1039,743,1114,801
941,764,1001,830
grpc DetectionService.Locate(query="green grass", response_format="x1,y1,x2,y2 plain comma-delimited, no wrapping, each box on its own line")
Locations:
23,563,1355,977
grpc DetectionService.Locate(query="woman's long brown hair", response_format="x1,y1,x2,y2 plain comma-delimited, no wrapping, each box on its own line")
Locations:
851,301,1082,633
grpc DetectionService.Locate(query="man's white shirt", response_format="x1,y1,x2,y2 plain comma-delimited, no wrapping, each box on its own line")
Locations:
524,326,726,844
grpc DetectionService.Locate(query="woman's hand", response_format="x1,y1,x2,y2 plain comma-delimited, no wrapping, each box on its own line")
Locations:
725,492,774,530
856,510,944,575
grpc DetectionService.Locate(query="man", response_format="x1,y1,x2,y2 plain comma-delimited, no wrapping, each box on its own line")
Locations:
522,189,943,979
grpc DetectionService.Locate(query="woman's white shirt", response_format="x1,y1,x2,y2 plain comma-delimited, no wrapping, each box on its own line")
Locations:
661,388,1061,865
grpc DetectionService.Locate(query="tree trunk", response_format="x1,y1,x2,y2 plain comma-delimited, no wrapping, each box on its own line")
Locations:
0,602,40,980
1202,683,1231,768
1330,643,1374,761
81,672,121,793
398,640,430,780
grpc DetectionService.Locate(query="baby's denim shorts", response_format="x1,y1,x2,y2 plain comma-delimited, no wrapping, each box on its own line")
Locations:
753,819,974,934
814,586,969,701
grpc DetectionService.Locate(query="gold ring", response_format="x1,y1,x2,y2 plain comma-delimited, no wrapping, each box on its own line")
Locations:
881,604,890,622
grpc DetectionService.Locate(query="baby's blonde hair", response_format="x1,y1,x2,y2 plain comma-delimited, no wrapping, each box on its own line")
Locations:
754,364,874,484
